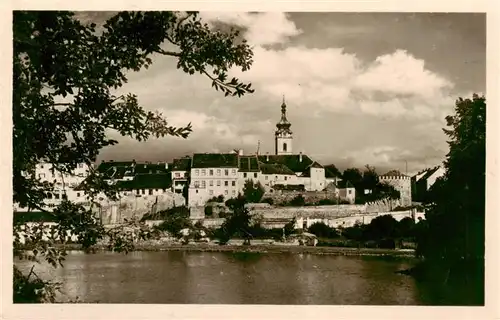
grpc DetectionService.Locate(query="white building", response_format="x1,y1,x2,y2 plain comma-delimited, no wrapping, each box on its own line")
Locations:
14,162,91,212
412,165,446,202
188,153,240,206
170,156,191,194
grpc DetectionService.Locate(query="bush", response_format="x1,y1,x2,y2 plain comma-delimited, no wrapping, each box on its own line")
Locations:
308,222,339,238
289,194,306,206
204,206,213,216
207,195,225,203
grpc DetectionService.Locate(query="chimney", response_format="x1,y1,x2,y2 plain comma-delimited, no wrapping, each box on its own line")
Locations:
299,152,303,162
266,152,269,162
239,149,243,156
165,163,169,170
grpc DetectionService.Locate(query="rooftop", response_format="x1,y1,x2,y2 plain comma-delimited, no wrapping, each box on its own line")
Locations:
259,162,296,175
171,157,191,171
257,154,314,173
191,153,239,169
239,155,260,172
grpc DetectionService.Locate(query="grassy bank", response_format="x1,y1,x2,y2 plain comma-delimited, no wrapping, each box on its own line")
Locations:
31,242,418,258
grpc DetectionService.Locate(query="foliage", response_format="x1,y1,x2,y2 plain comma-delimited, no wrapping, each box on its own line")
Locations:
272,184,305,191
13,10,254,303
418,94,486,264
204,205,213,216
289,194,306,206
154,209,192,238
218,195,254,244
242,179,265,203
307,222,339,238
324,164,341,178
284,218,297,236
207,195,225,203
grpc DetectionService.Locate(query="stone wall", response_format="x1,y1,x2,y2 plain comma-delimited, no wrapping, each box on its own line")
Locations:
248,204,367,220
365,198,403,213
96,192,186,225
262,190,339,204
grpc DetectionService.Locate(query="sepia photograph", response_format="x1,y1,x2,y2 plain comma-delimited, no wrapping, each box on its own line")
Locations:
4,4,495,318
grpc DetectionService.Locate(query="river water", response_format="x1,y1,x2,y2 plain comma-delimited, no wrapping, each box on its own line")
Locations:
15,250,475,305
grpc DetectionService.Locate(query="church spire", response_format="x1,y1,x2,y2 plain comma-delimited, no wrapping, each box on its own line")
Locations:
275,96,293,155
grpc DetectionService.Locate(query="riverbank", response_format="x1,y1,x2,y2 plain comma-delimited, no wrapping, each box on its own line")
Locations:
45,242,418,258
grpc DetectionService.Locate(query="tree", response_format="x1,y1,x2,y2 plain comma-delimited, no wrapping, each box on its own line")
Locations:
361,165,379,191
13,11,254,303
342,168,363,191
242,179,265,203
308,222,339,238
324,164,341,178
419,94,485,263
284,217,296,237
219,196,253,245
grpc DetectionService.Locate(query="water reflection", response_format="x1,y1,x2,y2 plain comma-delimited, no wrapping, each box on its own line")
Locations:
13,251,469,305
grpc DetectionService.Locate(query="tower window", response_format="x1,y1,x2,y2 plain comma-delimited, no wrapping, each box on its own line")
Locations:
283,143,287,152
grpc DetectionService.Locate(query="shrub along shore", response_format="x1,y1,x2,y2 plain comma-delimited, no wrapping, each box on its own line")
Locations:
26,241,417,258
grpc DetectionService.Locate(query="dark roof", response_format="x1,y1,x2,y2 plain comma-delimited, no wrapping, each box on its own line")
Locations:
171,157,191,171
239,155,260,172
134,163,169,175
96,161,134,173
116,174,172,190
259,162,296,175
381,170,408,178
192,153,238,168
257,154,314,173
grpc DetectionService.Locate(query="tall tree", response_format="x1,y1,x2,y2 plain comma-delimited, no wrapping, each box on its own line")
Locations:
13,11,254,303
341,168,363,190
417,94,485,288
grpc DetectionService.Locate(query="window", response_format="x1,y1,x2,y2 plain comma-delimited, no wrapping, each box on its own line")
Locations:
232,190,236,195
209,169,213,176
283,142,287,152
201,169,206,176
285,176,287,181
348,190,352,194
78,163,84,168
209,190,214,195
209,180,213,186
232,181,236,186
194,181,200,188
243,173,247,178
225,181,228,186
38,173,45,179
149,189,153,195
47,193,53,199
201,180,206,188
77,192,81,197
254,173,257,178
265,176,268,180
196,190,198,193
142,189,146,195
175,172,180,178
217,169,221,176
217,180,221,186
40,164,44,169
55,193,60,199
232,169,236,175
195,169,199,176
224,190,228,195
225,169,229,176
136,190,140,195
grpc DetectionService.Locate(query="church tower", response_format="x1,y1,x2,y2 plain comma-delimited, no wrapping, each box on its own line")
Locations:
275,96,293,155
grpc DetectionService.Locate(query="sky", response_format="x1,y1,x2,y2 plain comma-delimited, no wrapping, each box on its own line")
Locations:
78,12,486,175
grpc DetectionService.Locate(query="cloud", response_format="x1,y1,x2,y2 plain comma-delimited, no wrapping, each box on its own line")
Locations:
199,12,302,46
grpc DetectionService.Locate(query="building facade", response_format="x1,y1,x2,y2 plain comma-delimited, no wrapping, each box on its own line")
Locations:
411,165,445,202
